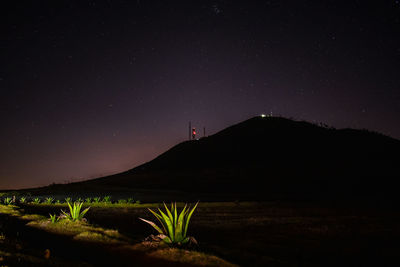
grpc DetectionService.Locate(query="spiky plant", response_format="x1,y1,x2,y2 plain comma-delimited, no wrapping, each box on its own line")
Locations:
61,202,90,222
49,213,59,223
118,199,127,204
103,196,111,203
3,197,12,205
65,197,72,204
85,198,92,203
93,197,101,203
20,197,27,204
77,198,83,203
139,202,199,245
44,197,54,204
127,198,134,204
33,198,41,204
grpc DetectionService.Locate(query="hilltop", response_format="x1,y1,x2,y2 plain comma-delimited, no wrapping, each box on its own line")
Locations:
17,116,400,202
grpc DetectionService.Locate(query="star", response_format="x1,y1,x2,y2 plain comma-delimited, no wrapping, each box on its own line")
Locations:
212,4,222,15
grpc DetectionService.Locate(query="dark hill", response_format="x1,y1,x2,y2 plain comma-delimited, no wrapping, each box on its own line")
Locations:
27,116,400,202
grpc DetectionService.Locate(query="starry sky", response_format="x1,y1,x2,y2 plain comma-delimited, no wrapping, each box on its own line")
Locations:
1,1,400,190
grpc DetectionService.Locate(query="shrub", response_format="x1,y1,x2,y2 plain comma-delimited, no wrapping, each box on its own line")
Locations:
3,197,12,205
61,202,90,222
20,197,27,204
118,199,127,204
139,202,199,245
44,197,54,204
49,213,59,223
93,197,101,203
33,198,41,204
85,198,92,203
102,196,111,203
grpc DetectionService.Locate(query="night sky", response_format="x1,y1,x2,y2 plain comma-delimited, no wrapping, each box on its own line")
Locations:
1,1,400,190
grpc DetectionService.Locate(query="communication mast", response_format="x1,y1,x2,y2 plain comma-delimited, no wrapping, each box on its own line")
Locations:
188,122,203,140
192,127,196,140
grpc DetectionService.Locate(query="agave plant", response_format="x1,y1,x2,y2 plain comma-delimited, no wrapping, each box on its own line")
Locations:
44,197,54,204
33,198,41,204
139,202,199,245
49,213,59,223
61,202,90,222
20,197,27,203
118,199,127,204
3,197,12,205
103,196,111,203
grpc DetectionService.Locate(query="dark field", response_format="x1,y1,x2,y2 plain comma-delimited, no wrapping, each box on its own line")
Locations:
2,201,399,266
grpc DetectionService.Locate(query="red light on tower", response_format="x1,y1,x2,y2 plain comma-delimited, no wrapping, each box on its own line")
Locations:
192,128,196,140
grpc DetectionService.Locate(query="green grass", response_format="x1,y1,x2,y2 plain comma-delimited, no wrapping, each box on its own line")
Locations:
20,214,46,221
19,198,257,210
0,203,127,244
0,202,237,266
0,204,21,216
22,201,255,210
118,199,127,204
27,217,129,244
73,229,126,243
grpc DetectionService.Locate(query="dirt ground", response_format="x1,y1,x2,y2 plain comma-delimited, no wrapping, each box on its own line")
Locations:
2,201,400,266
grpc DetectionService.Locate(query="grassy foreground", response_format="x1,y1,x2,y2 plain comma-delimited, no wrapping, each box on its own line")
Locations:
0,203,236,266
3,200,400,266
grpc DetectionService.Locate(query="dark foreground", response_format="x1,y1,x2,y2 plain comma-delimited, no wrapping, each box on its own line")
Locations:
1,201,400,266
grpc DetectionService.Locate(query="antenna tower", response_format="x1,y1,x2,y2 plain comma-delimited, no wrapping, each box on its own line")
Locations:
189,121,191,140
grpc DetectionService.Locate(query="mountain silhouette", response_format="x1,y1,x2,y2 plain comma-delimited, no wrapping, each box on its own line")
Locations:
32,116,400,202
